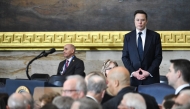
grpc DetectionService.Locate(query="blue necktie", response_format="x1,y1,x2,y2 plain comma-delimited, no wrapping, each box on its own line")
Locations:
138,32,143,61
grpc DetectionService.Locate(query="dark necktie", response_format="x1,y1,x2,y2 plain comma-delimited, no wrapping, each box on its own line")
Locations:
65,60,69,69
138,32,143,61
63,60,69,73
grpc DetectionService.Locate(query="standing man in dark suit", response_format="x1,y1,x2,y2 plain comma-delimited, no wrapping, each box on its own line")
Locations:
166,59,190,95
122,10,162,87
57,44,85,77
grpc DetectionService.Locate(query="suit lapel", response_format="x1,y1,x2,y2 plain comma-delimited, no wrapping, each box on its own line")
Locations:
143,29,152,60
65,56,76,73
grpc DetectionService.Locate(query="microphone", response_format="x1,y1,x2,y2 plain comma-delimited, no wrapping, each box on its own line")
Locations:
43,48,56,56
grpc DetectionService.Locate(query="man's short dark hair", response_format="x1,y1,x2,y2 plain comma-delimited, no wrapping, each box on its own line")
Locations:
134,10,148,20
170,59,190,83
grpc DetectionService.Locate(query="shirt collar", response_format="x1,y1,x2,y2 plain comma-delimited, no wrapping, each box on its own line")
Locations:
67,56,74,62
86,95,98,103
136,28,147,35
175,84,190,94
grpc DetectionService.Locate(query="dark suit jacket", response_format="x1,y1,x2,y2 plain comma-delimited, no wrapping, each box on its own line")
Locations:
177,86,190,95
102,86,136,109
140,93,160,109
57,56,85,77
122,29,162,87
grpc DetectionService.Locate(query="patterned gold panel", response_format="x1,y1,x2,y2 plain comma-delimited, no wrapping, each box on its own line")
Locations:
0,31,190,50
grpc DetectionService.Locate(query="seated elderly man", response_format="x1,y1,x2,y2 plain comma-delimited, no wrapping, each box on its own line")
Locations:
85,74,107,103
118,92,146,109
61,75,87,100
7,92,33,109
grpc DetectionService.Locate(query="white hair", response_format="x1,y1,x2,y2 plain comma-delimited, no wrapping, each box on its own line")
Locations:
123,92,146,109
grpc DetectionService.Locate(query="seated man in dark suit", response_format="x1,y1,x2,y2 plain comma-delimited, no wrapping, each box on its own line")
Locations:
85,74,107,103
166,59,190,95
57,44,85,77
102,66,136,109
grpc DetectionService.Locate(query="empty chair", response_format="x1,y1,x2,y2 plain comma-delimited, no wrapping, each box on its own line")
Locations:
31,73,50,81
48,75,66,87
137,83,175,104
160,75,168,84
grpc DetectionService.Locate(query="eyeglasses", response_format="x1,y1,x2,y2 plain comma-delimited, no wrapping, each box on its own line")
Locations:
61,89,79,94
105,66,116,70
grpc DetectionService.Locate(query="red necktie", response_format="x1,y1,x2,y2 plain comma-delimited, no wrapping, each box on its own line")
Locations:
65,60,69,69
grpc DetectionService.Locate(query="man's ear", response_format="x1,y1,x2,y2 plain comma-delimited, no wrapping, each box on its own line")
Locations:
101,90,106,98
177,70,182,78
114,80,119,87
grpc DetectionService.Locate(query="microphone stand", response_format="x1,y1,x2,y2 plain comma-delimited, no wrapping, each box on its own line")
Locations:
26,51,47,80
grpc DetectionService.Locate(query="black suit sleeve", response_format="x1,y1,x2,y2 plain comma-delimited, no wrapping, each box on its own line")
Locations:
122,34,135,73
147,33,162,75
74,59,85,76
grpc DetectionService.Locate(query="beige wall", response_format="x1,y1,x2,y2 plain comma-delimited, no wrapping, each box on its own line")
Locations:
0,50,190,79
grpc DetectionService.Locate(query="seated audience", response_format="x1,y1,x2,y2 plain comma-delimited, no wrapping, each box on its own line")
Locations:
166,59,190,95
71,98,102,109
52,96,74,109
39,92,60,107
62,75,86,100
85,74,107,103
101,59,118,77
118,92,146,109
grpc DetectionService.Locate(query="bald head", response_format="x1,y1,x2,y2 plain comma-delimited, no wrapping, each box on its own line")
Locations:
109,66,130,85
63,44,76,59
8,93,27,109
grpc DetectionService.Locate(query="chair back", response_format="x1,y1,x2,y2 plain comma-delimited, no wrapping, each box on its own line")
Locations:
137,83,175,104
160,75,168,84
31,73,50,81
48,75,66,87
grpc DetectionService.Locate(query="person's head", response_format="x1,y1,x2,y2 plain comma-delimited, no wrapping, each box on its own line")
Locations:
86,75,107,103
85,71,106,84
118,92,146,109
162,94,177,109
63,44,75,59
21,92,34,109
40,103,58,109
70,98,102,109
166,59,190,89
7,93,28,109
173,90,190,108
101,59,118,77
39,92,60,107
134,10,148,31
62,75,87,100
106,66,130,96
52,96,74,109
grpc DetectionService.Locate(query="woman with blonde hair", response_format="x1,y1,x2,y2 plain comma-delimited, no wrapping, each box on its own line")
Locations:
101,59,118,77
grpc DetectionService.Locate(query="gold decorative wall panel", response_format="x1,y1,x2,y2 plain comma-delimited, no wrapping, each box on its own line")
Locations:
0,31,189,50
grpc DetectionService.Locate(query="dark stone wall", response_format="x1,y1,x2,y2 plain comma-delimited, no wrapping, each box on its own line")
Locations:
0,0,190,31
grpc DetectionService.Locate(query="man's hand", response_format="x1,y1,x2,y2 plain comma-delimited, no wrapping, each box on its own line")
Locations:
140,68,150,78
133,69,145,80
